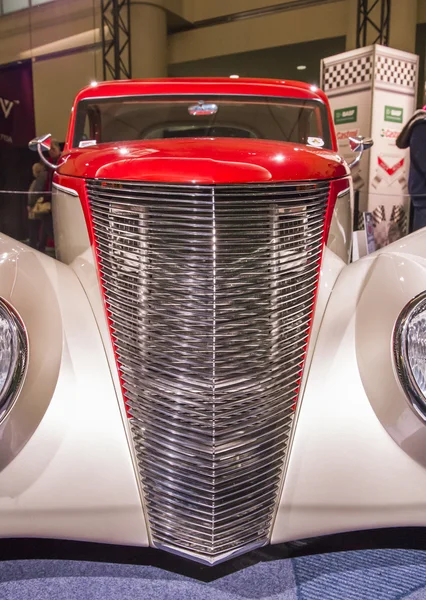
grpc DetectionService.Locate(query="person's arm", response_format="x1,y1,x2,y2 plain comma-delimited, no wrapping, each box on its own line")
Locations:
33,171,47,193
28,172,47,207
28,181,36,207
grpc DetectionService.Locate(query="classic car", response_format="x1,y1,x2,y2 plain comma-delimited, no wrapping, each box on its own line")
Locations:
0,77,425,567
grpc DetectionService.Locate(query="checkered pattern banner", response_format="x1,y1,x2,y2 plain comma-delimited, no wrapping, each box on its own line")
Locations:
372,205,386,225
323,55,372,92
375,55,416,88
390,204,408,237
358,205,408,240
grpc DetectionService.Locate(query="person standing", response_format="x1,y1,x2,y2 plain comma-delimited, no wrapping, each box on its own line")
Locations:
37,139,61,253
27,162,47,249
396,107,426,232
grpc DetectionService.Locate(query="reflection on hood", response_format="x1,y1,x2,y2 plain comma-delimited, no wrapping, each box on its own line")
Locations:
396,109,426,149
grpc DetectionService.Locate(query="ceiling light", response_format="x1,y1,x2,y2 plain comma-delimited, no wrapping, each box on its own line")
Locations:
229,74,239,79
297,65,307,71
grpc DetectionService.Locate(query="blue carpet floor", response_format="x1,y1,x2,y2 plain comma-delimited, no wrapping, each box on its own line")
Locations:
2,549,426,599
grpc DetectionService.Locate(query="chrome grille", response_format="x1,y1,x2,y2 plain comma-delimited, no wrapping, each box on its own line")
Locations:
86,179,330,564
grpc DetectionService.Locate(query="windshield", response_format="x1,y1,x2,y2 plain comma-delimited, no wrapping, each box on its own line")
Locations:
73,95,331,149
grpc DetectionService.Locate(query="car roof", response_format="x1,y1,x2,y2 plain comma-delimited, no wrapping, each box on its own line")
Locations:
74,77,327,104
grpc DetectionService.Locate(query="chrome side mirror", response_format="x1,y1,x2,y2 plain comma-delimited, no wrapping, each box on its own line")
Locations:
28,133,58,170
348,135,374,169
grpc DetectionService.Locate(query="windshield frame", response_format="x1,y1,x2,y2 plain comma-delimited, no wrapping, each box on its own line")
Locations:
72,94,332,150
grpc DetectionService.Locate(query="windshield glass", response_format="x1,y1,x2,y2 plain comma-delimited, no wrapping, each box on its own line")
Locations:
73,95,331,149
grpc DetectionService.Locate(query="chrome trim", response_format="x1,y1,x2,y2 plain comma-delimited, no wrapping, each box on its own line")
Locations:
337,187,351,198
394,291,426,421
348,135,374,170
52,183,79,197
28,134,59,170
155,538,267,566
86,179,330,564
188,102,218,116
0,298,28,425
77,94,328,106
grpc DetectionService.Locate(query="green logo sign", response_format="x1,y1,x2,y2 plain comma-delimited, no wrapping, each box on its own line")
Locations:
334,106,358,125
384,105,403,123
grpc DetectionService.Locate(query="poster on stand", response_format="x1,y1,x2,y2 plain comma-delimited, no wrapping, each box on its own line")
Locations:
0,59,35,147
321,44,418,246
321,46,374,224
363,212,377,254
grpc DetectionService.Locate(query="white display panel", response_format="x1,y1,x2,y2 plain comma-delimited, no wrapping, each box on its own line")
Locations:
321,44,419,248
332,88,373,217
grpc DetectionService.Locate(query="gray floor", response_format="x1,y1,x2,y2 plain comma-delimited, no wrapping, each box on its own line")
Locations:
2,550,426,599
2,531,426,599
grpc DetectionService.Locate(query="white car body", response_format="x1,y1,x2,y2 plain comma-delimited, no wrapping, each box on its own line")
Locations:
0,78,424,566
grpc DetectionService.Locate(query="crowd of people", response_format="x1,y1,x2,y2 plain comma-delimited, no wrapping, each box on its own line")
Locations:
26,139,61,252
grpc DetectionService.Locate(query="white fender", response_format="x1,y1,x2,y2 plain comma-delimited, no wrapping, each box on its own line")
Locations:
273,229,426,543
0,235,148,546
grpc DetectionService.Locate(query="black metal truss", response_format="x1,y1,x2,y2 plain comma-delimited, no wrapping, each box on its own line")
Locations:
356,0,391,48
101,0,132,80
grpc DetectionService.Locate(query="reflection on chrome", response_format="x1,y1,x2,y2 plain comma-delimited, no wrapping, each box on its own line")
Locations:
394,292,426,421
86,178,330,564
0,299,28,424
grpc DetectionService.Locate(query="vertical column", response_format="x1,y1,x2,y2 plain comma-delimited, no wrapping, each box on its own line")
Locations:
322,47,374,215
389,0,417,53
130,1,168,78
346,0,359,51
368,45,418,241
347,0,417,54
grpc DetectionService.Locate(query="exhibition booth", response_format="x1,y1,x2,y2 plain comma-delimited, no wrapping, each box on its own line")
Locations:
322,44,419,255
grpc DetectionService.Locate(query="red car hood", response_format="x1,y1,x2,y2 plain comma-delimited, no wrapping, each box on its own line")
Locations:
58,138,349,184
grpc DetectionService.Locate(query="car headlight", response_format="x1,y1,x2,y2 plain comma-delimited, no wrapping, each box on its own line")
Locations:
0,299,28,422
394,291,426,419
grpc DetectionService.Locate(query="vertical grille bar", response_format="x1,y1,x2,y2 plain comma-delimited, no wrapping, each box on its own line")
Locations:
86,179,330,565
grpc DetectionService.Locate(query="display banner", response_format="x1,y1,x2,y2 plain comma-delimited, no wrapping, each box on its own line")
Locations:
0,60,35,147
321,45,418,248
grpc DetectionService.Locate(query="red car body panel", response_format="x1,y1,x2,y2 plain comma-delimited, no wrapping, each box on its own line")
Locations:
58,139,348,184
56,77,349,263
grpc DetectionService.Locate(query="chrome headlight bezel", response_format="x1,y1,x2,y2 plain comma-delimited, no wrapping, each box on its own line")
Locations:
0,299,28,423
394,291,426,420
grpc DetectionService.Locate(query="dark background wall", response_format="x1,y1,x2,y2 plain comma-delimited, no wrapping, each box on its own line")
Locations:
0,146,35,240
169,37,347,85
